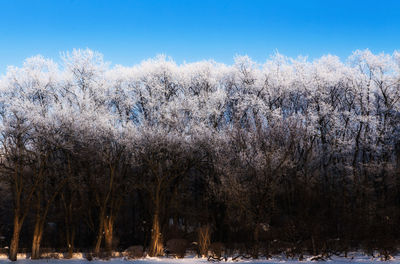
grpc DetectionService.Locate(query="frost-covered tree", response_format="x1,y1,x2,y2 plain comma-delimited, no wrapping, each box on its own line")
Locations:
0,55,59,261
1,49,400,260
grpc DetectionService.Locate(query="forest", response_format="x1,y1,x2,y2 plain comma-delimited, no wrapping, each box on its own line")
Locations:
0,49,399,261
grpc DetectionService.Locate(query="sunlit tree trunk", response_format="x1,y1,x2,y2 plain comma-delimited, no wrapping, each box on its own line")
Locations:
31,168,66,260
94,164,116,255
149,182,163,256
94,208,105,254
9,214,22,261
198,225,211,257
66,228,75,258
31,218,44,259
9,156,38,261
31,191,43,260
149,211,163,256
104,216,114,254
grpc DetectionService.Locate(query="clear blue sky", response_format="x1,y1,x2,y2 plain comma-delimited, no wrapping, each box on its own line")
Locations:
1,0,399,73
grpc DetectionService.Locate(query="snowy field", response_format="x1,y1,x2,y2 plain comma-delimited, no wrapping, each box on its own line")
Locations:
1,254,400,264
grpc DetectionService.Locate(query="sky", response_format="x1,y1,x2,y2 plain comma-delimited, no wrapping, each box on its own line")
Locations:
0,0,400,73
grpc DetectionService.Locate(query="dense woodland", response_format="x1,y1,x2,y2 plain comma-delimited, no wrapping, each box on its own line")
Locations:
0,49,400,261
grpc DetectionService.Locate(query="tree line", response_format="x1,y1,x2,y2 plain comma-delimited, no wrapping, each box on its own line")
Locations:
0,49,400,261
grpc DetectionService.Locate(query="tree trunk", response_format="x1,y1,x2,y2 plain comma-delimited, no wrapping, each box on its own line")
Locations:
65,226,75,259
149,181,164,257
252,225,259,259
149,211,163,256
31,236,41,259
9,215,21,261
31,218,44,259
94,210,105,255
198,225,211,257
104,216,114,254
62,192,75,258
311,235,317,256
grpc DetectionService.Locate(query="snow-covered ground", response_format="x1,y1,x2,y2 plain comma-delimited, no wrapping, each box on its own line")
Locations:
1,253,400,264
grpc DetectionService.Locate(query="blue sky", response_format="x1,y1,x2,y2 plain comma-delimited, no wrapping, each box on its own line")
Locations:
0,0,399,72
